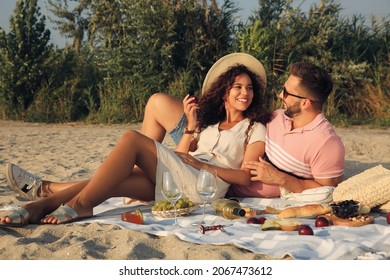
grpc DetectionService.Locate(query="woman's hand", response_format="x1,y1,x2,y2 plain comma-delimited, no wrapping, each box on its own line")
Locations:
175,151,205,170
183,94,198,130
174,94,199,154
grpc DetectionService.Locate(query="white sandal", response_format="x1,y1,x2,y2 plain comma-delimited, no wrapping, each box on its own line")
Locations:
0,207,30,227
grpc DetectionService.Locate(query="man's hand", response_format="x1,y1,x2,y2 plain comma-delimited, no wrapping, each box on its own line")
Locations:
242,158,283,185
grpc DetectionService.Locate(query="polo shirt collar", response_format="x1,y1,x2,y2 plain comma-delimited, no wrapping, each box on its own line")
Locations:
283,112,326,133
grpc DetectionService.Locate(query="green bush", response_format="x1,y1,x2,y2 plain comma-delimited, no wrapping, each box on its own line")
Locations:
0,0,388,126
235,0,390,125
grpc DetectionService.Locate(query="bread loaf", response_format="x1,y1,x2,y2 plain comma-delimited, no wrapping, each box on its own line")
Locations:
264,206,281,214
278,204,331,218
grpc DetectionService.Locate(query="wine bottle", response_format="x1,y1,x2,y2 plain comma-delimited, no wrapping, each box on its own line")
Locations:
211,199,246,219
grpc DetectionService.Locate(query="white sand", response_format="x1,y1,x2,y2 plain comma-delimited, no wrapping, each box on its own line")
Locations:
0,121,389,260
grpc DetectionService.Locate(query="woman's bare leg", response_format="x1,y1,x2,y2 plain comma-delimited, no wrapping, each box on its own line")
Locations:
141,93,184,142
42,130,159,224
40,180,89,197
0,167,154,225
1,131,157,225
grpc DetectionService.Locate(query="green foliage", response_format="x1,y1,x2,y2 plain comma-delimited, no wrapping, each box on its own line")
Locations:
89,77,150,123
167,69,200,99
0,0,388,125
24,47,100,122
0,0,52,119
86,0,237,122
47,0,90,50
235,0,390,125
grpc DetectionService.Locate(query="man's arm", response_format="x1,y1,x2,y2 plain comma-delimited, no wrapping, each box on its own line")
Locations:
242,158,343,193
277,171,343,193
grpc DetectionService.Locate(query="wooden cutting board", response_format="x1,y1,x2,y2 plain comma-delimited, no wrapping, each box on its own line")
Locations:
320,213,374,227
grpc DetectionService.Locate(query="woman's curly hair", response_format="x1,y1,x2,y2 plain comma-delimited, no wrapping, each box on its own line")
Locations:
197,64,273,130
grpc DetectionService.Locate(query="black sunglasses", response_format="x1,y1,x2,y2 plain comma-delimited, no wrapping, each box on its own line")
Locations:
283,87,307,100
283,87,319,103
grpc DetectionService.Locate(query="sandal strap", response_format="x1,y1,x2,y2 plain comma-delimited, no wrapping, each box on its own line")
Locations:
50,204,78,223
7,207,29,224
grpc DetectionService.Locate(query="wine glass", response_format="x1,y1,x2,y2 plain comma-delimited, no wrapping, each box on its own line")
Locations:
161,171,183,226
196,168,217,224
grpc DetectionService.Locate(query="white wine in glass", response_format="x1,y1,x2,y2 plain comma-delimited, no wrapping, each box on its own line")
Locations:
161,171,183,226
196,168,217,224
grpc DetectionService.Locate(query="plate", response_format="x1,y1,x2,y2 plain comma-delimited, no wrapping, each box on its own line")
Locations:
320,213,374,227
152,206,198,218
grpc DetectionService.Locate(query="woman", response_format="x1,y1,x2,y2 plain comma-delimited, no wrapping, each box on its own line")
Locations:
1,53,272,226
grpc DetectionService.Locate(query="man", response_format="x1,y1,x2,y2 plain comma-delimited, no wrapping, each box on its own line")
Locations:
236,62,345,197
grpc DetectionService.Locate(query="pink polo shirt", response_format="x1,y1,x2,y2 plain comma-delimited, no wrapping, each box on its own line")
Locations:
229,109,345,198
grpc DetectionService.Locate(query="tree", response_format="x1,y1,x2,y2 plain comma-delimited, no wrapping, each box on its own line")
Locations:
0,0,52,118
47,0,91,51
86,0,238,122
235,0,390,123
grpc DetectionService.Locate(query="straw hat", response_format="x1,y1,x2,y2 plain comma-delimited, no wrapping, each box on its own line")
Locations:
201,52,267,95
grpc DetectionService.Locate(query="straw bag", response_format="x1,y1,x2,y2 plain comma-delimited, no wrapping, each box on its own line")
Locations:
332,165,390,209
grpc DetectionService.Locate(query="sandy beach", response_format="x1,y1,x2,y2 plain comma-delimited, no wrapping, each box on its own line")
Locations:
0,121,389,260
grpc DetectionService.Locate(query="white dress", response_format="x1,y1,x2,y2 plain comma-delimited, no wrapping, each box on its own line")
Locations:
154,118,266,203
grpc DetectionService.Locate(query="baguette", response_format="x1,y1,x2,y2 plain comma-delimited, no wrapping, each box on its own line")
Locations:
264,206,281,214
278,204,331,219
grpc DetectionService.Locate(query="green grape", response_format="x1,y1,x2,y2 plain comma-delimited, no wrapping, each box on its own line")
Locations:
153,198,195,212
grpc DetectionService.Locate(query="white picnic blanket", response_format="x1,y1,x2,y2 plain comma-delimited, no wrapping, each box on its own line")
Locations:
79,197,390,260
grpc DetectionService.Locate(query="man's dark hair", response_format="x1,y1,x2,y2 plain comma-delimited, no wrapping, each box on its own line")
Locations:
289,62,333,107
